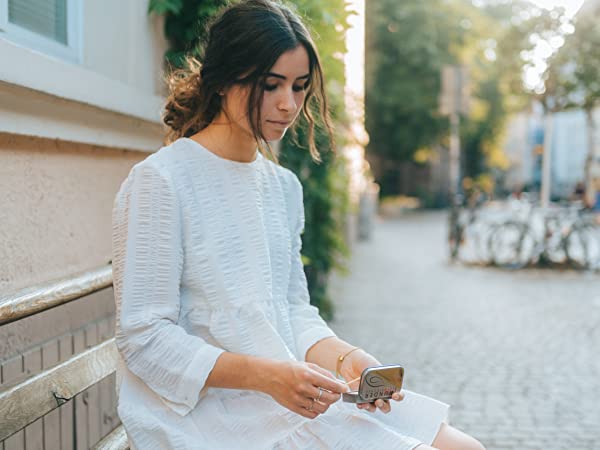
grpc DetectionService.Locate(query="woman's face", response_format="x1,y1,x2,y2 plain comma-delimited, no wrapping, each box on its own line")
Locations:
223,45,310,142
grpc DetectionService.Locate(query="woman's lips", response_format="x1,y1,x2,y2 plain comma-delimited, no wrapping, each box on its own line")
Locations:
267,120,292,127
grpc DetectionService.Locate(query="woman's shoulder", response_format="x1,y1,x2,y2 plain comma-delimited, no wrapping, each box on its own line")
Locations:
267,160,302,196
114,140,190,204
141,138,189,172
125,139,193,184
265,161,304,217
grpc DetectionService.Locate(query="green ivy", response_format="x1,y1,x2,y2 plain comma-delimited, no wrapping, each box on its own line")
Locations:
149,0,353,319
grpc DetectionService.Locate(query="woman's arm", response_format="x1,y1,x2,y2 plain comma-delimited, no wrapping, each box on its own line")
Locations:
204,352,275,391
205,351,350,419
305,336,365,374
307,337,405,415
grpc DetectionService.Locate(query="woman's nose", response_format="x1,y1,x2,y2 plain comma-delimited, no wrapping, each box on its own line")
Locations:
278,89,297,113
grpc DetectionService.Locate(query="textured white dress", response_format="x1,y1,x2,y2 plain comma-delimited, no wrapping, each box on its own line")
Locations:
111,137,450,450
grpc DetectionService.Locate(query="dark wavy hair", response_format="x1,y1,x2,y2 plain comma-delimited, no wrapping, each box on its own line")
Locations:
162,0,335,163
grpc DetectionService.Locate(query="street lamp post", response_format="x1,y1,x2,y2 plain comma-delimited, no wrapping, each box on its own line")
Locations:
439,65,470,199
540,109,554,208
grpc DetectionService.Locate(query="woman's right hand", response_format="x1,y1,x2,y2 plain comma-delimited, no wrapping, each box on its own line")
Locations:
262,360,350,419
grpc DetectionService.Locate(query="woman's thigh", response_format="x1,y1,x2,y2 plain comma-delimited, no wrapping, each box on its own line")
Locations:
430,422,486,450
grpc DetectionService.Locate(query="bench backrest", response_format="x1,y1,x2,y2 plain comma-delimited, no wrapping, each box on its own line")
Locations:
0,265,129,449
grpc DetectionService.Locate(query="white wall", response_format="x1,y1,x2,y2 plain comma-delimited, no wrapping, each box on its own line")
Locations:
551,110,588,196
0,0,169,149
82,0,168,98
503,111,534,190
502,107,592,198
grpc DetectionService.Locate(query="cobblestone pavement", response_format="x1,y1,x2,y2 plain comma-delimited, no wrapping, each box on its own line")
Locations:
327,211,600,450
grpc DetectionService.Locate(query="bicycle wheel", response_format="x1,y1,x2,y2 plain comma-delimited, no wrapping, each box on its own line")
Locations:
471,222,495,264
542,226,569,265
566,224,600,269
488,221,536,269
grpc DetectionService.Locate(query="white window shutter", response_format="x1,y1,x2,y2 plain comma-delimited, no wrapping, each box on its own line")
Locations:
8,0,67,44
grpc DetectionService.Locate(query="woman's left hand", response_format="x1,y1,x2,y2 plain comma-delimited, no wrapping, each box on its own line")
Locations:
339,350,405,414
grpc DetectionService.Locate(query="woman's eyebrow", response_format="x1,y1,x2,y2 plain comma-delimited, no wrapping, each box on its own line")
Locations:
264,72,310,80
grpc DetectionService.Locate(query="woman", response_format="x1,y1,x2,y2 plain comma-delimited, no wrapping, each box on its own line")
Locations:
111,1,485,449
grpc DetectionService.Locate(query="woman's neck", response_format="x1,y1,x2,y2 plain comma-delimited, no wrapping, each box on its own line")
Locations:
191,116,258,163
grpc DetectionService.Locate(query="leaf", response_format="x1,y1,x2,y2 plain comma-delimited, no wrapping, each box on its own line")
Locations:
148,0,184,15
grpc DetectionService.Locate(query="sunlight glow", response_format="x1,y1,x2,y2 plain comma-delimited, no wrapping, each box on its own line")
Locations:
527,0,585,17
344,0,370,203
523,0,584,92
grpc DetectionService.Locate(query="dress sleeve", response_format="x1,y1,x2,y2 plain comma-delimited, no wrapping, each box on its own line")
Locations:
112,161,225,417
286,173,337,361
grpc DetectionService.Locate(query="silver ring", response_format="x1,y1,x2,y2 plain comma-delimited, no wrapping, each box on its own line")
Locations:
307,398,315,411
316,387,323,402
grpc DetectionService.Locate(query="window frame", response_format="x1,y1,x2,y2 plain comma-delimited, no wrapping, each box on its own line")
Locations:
0,0,82,63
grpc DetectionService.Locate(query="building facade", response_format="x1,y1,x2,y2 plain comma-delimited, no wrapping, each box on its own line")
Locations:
1,1,167,447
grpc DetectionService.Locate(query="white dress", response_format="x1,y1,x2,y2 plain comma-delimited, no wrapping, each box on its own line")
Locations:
111,137,449,450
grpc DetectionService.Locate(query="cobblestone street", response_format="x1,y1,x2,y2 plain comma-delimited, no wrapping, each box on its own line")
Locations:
328,211,600,450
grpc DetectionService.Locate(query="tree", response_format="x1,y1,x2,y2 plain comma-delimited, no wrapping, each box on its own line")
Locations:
364,0,566,198
545,11,600,204
365,0,464,170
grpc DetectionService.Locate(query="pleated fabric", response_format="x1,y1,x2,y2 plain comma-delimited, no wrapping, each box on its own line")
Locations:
111,137,449,449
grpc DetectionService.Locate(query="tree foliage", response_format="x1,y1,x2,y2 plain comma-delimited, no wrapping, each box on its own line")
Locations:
545,11,600,112
278,0,354,319
365,0,463,165
366,0,571,194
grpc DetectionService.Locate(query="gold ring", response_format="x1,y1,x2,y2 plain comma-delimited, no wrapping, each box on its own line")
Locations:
307,398,315,411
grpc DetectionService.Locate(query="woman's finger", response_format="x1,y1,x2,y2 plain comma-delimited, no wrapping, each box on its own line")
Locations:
295,405,319,419
304,397,328,414
375,399,391,413
347,378,360,391
357,402,376,413
309,371,349,394
305,386,340,405
392,391,405,402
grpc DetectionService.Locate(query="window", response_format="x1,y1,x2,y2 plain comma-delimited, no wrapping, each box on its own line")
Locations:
0,0,81,62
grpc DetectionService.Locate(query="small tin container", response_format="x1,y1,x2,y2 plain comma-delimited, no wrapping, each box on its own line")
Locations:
342,364,404,404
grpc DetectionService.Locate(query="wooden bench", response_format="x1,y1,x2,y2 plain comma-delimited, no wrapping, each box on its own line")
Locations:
0,265,129,450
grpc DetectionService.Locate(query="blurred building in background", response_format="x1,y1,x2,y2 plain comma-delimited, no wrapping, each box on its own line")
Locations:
502,104,590,199
581,0,600,13
502,0,600,201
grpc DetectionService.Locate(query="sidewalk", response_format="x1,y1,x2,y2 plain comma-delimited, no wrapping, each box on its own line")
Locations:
328,211,600,450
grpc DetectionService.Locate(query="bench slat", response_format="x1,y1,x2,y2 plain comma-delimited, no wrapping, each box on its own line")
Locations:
0,265,113,326
0,338,118,441
92,424,129,450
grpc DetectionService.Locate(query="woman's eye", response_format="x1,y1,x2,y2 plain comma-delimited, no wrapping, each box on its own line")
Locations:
264,83,308,92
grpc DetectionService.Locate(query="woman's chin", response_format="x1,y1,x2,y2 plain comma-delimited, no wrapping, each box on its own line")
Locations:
265,130,287,142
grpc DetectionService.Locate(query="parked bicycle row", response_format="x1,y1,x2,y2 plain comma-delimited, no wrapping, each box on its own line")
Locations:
448,198,600,270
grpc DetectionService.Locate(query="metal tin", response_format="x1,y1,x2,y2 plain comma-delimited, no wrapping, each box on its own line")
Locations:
342,364,404,404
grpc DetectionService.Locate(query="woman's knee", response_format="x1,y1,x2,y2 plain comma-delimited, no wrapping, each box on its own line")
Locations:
432,423,486,450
